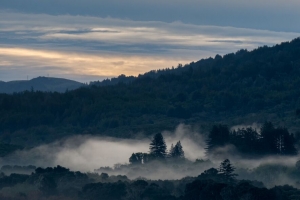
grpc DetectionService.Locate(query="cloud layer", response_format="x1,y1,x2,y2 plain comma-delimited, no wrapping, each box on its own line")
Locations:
1,0,300,32
0,11,299,82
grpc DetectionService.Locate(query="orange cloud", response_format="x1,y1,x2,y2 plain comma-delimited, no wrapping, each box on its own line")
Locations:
0,47,192,77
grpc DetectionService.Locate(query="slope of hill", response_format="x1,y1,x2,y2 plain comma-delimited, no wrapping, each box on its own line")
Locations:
1,38,300,146
0,77,84,94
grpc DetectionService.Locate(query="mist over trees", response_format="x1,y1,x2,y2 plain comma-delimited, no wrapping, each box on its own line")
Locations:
169,141,184,159
2,158,300,200
129,133,185,165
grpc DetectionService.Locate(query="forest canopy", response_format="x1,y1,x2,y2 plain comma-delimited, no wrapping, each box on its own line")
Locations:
1,38,300,147
206,122,298,156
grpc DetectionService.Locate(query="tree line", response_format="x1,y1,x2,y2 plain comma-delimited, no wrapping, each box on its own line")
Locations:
206,122,298,156
130,121,298,166
2,161,300,199
129,133,184,164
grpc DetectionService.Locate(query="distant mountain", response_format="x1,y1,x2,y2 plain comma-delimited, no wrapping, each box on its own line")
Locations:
0,77,84,93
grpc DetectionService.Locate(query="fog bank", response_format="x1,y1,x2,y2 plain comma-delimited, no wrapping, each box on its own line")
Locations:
0,124,206,172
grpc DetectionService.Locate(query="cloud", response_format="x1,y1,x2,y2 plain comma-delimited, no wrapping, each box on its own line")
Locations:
0,11,299,82
1,0,300,32
0,47,192,82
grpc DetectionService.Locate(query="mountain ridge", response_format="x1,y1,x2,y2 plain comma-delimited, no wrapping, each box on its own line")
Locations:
0,76,84,93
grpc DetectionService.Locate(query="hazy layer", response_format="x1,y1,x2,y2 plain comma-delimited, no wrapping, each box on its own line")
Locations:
1,124,300,183
0,124,205,172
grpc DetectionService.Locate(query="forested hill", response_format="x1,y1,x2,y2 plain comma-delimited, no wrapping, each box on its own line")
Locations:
0,77,84,94
1,38,300,146
92,37,300,87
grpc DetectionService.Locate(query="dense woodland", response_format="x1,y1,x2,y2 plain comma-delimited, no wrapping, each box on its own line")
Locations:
0,38,300,147
1,160,300,199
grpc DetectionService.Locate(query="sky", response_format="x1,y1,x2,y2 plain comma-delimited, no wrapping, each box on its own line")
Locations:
0,0,300,82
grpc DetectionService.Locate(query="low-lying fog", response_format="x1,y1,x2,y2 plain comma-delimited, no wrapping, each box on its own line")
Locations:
0,124,206,172
1,124,300,184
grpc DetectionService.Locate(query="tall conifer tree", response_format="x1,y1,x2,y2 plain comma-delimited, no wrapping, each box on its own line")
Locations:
170,141,185,159
219,159,237,179
149,133,167,159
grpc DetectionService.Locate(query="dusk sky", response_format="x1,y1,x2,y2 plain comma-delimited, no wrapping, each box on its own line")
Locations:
1,0,300,82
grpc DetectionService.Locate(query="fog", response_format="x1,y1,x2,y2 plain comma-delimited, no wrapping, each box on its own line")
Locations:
1,123,300,186
0,124,206,172
0,136,149,171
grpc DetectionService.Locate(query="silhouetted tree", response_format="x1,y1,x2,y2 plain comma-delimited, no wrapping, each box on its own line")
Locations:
168,144,174,158
184,180,226,200
274,128,297,155
129,153,139,165
81,182,127,200
206,125,230,154
142,153,155,164
230,127,261,155
149,133,167,160
260,122,277,154
169,141,184,159
260,122,297,155
219,159,237,179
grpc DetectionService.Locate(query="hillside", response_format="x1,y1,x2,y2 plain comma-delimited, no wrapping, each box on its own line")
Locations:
0,77,84,94
1,38,300,146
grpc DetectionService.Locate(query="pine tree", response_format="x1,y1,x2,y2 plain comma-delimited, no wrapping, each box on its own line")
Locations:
149,133,167,159
260,121,277,154
260,123,297,155
170,141,185,159
168,144,174,158
275,128,297,155
219,159,237,179
206,124,230,155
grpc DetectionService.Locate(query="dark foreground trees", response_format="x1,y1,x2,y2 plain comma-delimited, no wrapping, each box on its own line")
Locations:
81,181,127,200
184,180,277,200
2,161,300,199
